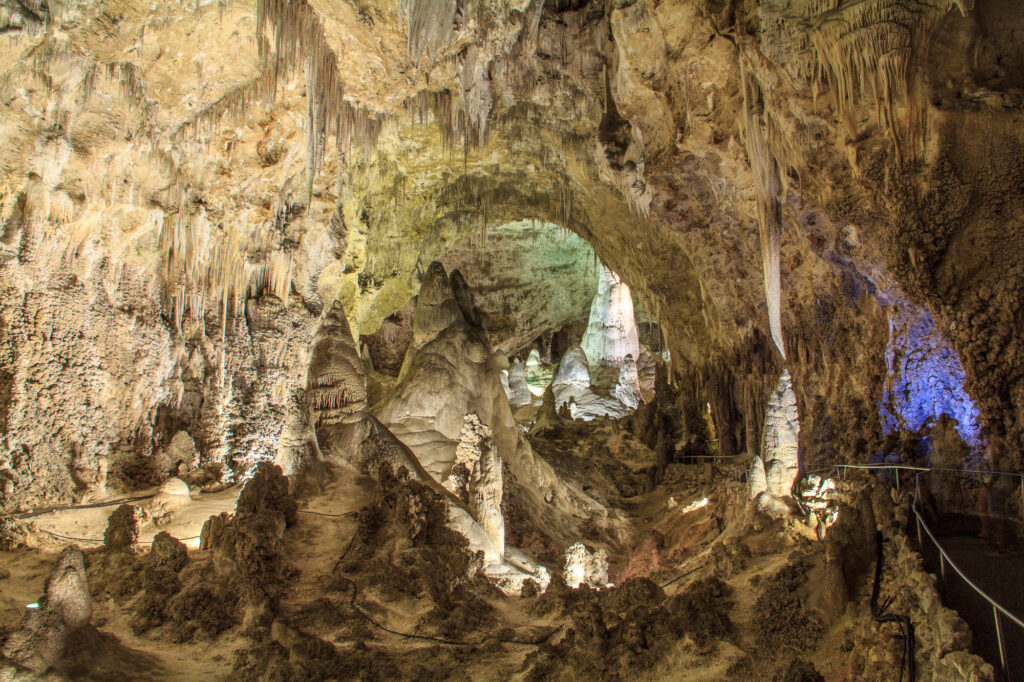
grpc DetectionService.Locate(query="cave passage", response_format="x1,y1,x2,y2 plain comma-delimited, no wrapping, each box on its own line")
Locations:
1,0,1022,680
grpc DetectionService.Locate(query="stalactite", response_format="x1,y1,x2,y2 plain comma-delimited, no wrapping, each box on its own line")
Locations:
740,62,787,360
402,0,458,64
257,0,383,181
806,0,973,151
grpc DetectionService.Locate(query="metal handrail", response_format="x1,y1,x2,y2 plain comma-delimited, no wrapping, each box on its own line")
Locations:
819,464,1024,624
820,462,1022,679
911,471,1023,680
909,474,1024,627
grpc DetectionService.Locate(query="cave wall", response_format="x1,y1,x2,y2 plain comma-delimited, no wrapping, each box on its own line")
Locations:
1,0,1022,508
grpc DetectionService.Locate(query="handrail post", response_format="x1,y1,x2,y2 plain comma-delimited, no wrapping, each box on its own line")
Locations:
939,554,946,584
993,605,1009,682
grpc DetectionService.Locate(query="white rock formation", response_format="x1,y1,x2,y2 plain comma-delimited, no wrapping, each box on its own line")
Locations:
469,430,504,560
756,369,801,501
165,431,199,474
147,477,192,524
551,346,591,409
580,266,640,382
507,358,533,409
525,348,543,382
749,455,767,499
563,541,610,589
613,354,642,410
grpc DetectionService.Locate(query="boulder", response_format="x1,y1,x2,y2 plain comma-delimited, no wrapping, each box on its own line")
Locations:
1,546,91,672
147,477,192,524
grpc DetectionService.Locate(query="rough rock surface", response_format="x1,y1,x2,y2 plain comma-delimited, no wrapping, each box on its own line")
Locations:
441,221,598,353
552,346,592,409
761,370,801,499
1,546,91,673
580,266,641,388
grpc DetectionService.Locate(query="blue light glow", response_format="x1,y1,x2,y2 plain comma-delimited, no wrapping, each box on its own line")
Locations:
878,303,981,448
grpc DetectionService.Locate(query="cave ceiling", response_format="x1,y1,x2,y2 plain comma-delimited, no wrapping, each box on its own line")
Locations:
1,0,1024,498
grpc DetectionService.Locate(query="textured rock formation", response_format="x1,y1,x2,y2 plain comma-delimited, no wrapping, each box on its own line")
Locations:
563,541,610,589
0,0,1019,493
506,359,533,410
441,221,598,353
552,346,591,410
0,0,1021,675
1,546,91,673
613,354,642,411
146,477,192,525
753,370,801,513
879,301,982,448
377,263,620,549
468,425,504,561
580,266,640,387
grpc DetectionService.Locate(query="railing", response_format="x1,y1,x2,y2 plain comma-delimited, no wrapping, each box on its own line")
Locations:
820,463,1023,681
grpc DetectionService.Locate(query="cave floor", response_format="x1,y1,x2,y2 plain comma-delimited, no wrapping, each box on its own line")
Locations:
1,439,909,680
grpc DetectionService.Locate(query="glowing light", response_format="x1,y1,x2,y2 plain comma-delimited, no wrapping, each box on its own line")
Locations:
681,497,709,514
878,303,981,448
25,603,38,609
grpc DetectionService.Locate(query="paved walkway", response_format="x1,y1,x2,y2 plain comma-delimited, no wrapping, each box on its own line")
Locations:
921,515,1024,679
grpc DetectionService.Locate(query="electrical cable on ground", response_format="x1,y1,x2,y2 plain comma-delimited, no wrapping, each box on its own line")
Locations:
331,573,563,648
296,509,359,518
870,530,915,682
660,564,705,588
14,494,157,520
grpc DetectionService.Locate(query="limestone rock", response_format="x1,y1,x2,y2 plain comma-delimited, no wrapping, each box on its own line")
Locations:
580,266,640,386
307,301,368,426
164,431,199,475
507,358,533,410
931,651,994,682
563,542,609,589
410,262,464,351
147,478,192,524
1,546,91,672
553,346,591,402
103,503,141,552
761,370,800,499
613,354,642,410
441,221,599,353
469,426,504,560
749,456,767,499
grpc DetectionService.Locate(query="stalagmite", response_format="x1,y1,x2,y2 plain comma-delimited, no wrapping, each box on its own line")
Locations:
468,423,504,560
580,266,640,383
551,346,591,409
507,358,532,409
613,354,642,410
759,369,800,500
563,542,609,589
